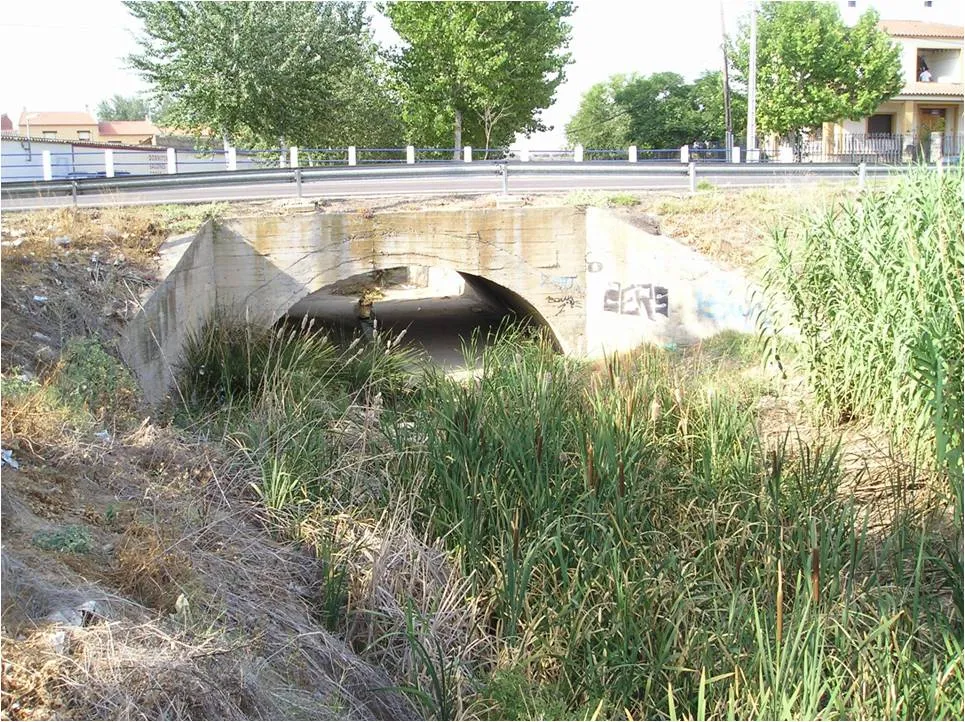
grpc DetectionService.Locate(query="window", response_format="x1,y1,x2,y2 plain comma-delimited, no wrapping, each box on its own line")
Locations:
108,140,122,145
867,114,894,135
77,130,91,141
42,130,56,139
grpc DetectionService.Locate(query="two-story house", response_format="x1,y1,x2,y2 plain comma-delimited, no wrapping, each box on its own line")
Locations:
822,20,963,161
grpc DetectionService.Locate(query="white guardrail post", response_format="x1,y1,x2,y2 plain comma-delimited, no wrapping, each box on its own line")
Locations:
348,146,357,166
463,146,472,162
226,147,237,171
167,147,177,174
731,146,741,164
858,161,866,189
680,145,690,164
289,146,299,169
688,162,697,193
574,144,584,162
42,151,52,181
406,145,415,164
628,145,637,163
521,148,530,162
105,149,115,178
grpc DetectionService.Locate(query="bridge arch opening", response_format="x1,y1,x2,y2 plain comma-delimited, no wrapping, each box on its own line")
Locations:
281,265,559,369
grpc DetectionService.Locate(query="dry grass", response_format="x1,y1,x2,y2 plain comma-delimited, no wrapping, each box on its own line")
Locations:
1,207,421,720
1,416,419,720
622,184,847,272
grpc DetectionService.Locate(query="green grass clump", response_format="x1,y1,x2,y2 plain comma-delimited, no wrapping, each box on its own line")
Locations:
764,165,963,513
178,311,420,519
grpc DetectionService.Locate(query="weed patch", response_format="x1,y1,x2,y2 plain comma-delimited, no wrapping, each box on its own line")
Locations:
31,525,93,554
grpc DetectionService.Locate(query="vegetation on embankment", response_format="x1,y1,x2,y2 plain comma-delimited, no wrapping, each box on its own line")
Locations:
2,174,961,720
175,167,962,719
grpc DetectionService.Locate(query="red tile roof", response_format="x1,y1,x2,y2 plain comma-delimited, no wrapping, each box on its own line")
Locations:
878,20,964,39
896,81,965,98
1,113,13,131
18,111,97,126
97,120,159,137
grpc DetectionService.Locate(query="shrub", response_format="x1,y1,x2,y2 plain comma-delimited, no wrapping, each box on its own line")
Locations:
54,339,138,419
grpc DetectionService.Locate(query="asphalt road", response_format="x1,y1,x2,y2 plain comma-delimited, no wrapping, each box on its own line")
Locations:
0,166,865,211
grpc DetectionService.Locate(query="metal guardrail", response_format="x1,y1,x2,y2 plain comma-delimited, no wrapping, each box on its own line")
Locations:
0,160,942,207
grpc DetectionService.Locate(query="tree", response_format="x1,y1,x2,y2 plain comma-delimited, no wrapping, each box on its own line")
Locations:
566,71,746,151
688,71,747,145
617,72,700,150
96,94,152,121
564,75,634,150
125,1,400,149
732,2,901,143
383,1,574,156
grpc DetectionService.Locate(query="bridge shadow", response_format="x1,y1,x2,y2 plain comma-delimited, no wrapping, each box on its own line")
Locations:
281,266,557,370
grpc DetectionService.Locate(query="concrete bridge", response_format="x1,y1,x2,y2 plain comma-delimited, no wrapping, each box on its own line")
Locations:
121,206,761,403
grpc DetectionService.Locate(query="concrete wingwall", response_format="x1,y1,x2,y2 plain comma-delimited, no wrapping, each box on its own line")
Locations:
121,206,764,404
584,207,762,356
119,220,217,405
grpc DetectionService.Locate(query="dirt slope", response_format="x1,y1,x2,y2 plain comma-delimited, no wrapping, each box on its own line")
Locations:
0,207,416,720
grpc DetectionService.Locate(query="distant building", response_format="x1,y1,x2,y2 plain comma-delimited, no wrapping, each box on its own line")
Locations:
18,110,99,142
97,120,159,145
1,113,13,136
821,20,964,160
16,110,160,145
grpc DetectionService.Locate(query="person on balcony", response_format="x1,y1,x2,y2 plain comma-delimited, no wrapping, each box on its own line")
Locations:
919,66,933,82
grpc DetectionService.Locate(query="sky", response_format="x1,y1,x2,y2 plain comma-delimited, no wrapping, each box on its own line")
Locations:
0,0,961,149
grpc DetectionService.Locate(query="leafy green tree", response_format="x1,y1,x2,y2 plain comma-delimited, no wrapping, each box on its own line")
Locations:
566,71,745,151
564,74,634,149
96,94,152,121
688,70,747,145
383,1,574,156
732,2,901,142
125,1,400,149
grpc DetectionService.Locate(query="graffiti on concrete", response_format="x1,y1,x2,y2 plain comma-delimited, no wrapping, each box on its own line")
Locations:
546,294,581,315
586,261,604,273
695,281,760,330
540,273,580,292
603,282,669,319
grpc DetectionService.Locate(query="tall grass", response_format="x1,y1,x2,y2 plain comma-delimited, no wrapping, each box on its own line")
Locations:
383,332,963,719
179,300,962,717
178,311,419,518
764,165,963,510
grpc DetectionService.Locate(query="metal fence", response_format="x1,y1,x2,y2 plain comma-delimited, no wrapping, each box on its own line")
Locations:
755,132,964,164
2,161,943,212
3,134,961,184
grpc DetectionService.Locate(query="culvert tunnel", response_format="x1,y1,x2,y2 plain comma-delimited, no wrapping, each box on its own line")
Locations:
283,265,557,369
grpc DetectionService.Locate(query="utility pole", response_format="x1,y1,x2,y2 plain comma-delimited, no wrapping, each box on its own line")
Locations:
746,0,758,160
720,0,734,160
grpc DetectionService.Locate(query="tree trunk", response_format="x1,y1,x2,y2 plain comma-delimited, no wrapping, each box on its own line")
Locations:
453,109,463,161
